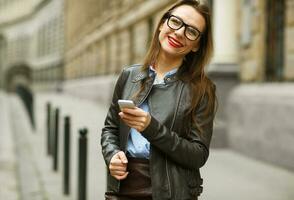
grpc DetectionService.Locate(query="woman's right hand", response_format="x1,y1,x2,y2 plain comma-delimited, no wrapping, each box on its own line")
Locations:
109,151,129,180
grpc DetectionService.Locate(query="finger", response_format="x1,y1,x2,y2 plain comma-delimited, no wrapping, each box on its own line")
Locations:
119,112,136,120
110,152,123,163
122,107,146,117
124,119,145,128
117,151,128,164
113,172,129,180
110,159,124,165
121,111,148,122
121,118,139,126
109,158,126,167
111,170,128,176
122,121,143,131
119,113,142,126
109,164,127,171
120,114,145,124
109,161,127,167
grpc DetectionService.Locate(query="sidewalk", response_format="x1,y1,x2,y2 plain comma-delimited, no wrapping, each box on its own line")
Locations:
6,91,294,200
10,94,60,200
200,150,294,200
9,92,109,200
0,91,19,200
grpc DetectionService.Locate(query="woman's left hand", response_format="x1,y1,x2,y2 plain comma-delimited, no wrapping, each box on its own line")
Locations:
119,107,151,132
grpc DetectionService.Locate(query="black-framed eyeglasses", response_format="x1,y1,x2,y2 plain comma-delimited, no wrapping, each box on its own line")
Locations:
167,15,202,41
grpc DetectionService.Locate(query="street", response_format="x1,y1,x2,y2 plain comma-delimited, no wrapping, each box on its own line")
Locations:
1,91,294,200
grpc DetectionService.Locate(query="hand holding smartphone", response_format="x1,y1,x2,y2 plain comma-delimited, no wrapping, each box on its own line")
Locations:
118,99,135,110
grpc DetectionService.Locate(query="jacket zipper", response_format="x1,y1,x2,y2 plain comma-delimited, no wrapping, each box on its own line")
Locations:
165,156,171,197
165,82,184,198
137,78,155,106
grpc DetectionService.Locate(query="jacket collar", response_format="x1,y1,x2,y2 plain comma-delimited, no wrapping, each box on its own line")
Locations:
132,69,149,83
132,65,179,84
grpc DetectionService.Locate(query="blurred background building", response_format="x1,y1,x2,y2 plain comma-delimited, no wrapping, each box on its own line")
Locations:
0,0,294,199
0,0,64,92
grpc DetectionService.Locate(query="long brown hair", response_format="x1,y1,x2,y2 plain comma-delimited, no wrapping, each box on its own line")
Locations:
136,0,217,133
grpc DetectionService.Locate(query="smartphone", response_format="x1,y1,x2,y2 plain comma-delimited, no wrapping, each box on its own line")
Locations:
118,99,135,110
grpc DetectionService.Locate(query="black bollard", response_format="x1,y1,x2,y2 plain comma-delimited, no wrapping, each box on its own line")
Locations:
53,108,59,171
63,116,71,195
46,102,52,155
78,128,88,200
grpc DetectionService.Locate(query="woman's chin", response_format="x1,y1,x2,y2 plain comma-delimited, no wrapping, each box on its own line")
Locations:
160,46,187,59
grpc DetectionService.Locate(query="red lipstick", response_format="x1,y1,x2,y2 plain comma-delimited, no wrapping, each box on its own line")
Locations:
167,36,183,48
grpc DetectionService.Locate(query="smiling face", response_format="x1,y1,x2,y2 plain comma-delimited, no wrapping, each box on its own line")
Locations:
158,5,206,60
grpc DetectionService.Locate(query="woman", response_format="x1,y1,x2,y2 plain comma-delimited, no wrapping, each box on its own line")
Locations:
101,0,217,199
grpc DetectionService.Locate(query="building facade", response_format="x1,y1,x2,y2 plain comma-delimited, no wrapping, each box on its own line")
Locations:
64,0,175,79
228,0,294,171
0,0,64,91
239,0,294,81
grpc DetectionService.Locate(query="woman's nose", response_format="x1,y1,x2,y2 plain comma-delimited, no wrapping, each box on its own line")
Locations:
174,26,185,38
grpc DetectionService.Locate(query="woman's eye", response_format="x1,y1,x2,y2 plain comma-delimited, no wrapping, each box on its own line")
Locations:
187,27,197,36
171,18,181,26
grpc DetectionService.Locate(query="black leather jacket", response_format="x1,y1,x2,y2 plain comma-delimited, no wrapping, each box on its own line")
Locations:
101,64,215,200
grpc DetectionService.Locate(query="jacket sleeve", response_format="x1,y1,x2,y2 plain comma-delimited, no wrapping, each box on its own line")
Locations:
141,86,216,170
100,68,129,166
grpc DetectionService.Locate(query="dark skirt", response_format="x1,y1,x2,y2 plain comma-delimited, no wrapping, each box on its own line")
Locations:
105,157,152,200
